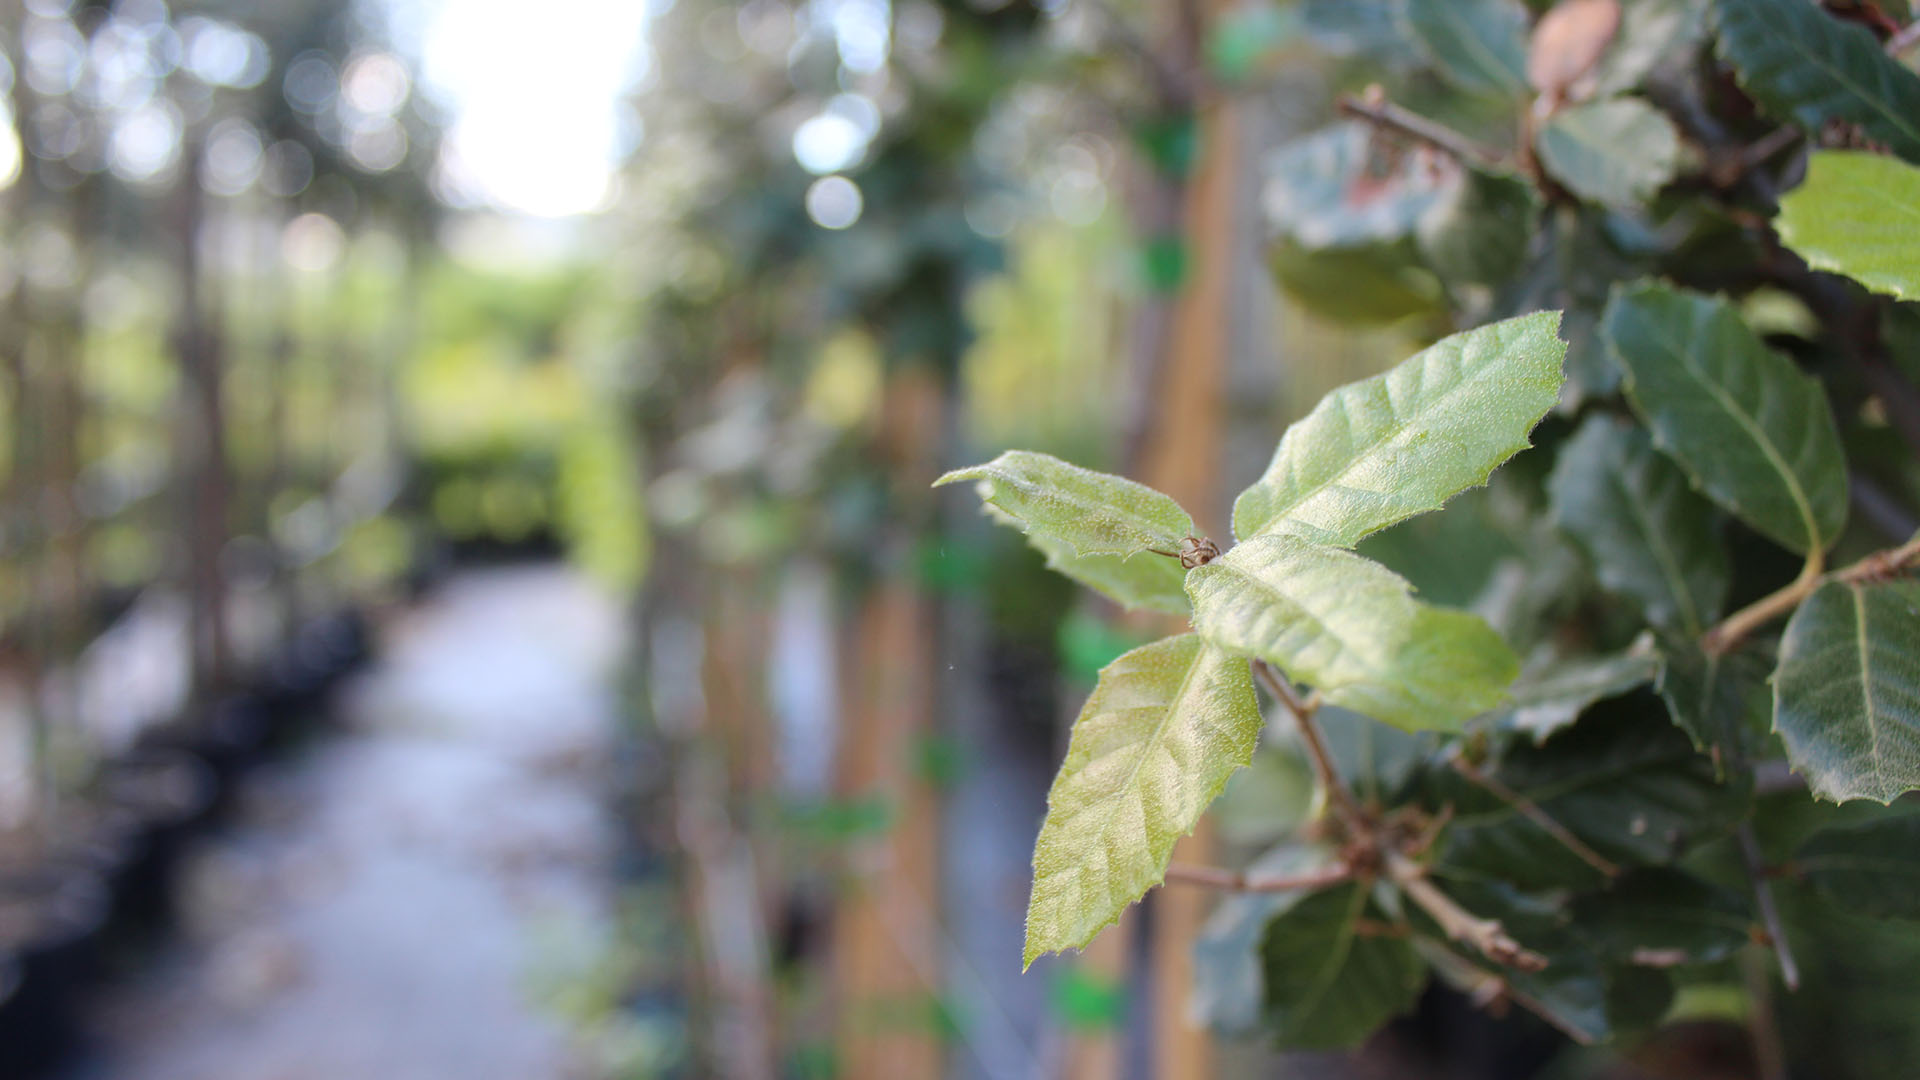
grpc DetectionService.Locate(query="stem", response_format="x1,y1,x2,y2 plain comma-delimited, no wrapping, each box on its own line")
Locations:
1739,822,1802,991
1889,19,1920,57
1414,941,1598,1044
1163,861,1353,893
1448,755,1621,879
1387,851,1546,972
1705,534,1920,656
1336,89,1506,170
1250,659,1365,825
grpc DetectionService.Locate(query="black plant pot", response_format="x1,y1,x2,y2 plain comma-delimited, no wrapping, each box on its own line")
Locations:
94,750,216,933
0,864,110,1077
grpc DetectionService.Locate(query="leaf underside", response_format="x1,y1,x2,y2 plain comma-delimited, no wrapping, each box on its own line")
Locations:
1535,97,1683,209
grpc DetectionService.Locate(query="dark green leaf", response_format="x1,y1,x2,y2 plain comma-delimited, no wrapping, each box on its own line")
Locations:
1434,712,1749,889
1417,168,1541,288
1191,844,1341,1036
1260,882,1427,1049
1187,535,1519,731
1570,867,1752,964
1503,642,1663,743
1602,282,1849,555
1713,0,1920,163
1024,634,1264,966
1794,813,1920,920
1549,415,1730,636
1657,637,1769,766
1402,0,1532,99
1774,579,1920,803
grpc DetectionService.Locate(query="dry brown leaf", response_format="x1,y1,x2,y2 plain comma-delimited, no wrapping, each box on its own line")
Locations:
1528,0,1623,101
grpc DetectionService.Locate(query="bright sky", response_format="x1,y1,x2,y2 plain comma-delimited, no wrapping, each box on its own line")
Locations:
402,0,652,217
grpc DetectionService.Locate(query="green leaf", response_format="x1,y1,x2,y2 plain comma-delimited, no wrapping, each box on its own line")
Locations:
992,508,1191,615
1549,415,1730,636
1191,844,1341,1036
1534,97,1683,208
1794,813,1920,919
936,450,1195,559
1434,712,1749,889
1503,643,1663,744
1602,282,1848,555
1570,868,1753,965
1713,0,1920,164
1773,579,1920,804
1024,634,1264,966
1402,0,1531,99
1259,882,1426,1049
1658,638,1769,767
1317,705,1439,807
1232,312,1567,547
1778,151,1920,304
1267,240,1448,326
1187,535,1519,731
1591,0,1711,96
1417,168,1540,289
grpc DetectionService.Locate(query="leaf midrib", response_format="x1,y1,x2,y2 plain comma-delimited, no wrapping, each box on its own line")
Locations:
1611,460,1706,635
1252,337,1524,542
1630,312,1822,553
1728,0,1920,152
1421,0,1523,94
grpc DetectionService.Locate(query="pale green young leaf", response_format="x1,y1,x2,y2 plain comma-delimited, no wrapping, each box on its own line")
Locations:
1024,634,1263,967
1778,151,1920,303
936,449,1195,559
1713,0,1920,163
1186,535,1519,731
1259,882,1427,1049
1773,579,1920,804
1602,282,1848,555
985,506,1190,615
1401,0,1530,99
1534,97,1683,208
1232,311,1566,547
1549,415,1729,636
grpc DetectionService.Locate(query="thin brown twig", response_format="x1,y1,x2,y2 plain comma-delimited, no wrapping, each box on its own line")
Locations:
1250,659,1366,826
1448,754,1622,879
1336,88,1507,170
1387,851,1547,972
1163,861,1354,893
1738,822,1802,991
1416,939,1599,1044
1705,534,1920,656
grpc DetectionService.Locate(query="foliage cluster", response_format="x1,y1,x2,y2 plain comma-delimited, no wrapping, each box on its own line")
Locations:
944,0,1920,1067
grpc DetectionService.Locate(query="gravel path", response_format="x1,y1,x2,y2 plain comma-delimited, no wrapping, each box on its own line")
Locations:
73,566,628,1080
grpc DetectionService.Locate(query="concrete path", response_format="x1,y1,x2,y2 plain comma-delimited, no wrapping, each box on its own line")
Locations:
75,566,630,1080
